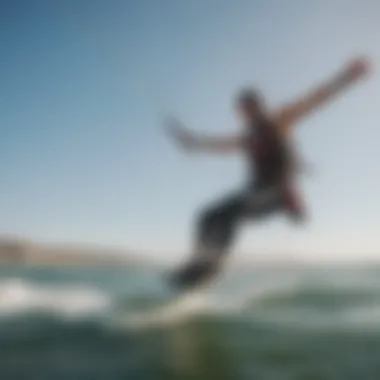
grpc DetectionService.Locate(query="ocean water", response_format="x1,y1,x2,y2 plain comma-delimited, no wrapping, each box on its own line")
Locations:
0,263,380,380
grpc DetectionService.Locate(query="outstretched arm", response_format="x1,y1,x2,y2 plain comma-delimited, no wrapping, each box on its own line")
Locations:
164,117,243,154
277,57,371,132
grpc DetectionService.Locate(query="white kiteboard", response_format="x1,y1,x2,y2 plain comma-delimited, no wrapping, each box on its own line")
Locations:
112,282,212,331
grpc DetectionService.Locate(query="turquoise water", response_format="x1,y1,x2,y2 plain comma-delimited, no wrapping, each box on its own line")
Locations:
0,263,380,379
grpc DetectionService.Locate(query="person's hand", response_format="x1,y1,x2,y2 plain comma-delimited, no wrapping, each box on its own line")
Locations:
345,57,371,80
164,116,199,151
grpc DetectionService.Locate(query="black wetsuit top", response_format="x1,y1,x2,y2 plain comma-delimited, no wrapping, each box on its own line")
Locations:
245,118,293,188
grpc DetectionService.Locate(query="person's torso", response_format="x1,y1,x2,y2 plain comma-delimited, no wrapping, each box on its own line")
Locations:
244,118,293,187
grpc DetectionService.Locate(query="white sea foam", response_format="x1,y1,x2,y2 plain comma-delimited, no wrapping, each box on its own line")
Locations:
0,278,111,319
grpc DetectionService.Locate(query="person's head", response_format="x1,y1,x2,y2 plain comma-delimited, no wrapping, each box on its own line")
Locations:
236,88,265,124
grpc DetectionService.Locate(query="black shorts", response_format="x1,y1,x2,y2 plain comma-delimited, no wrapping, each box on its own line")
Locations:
204,182,303,224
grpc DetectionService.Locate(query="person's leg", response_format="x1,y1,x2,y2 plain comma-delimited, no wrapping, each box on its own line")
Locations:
196,193,244,258
170,192,244,288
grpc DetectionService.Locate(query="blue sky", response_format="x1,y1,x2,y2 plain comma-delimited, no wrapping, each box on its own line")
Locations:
0,0,379,260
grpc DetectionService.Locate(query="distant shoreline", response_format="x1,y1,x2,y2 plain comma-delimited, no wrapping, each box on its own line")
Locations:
0,236,145,267
0,236,379,268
